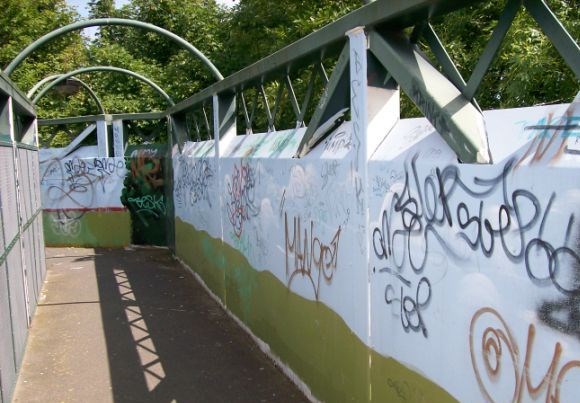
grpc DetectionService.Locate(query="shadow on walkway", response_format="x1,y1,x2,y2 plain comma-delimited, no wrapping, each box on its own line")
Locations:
13,247,308,403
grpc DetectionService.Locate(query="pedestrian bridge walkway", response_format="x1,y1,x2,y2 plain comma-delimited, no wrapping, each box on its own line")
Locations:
12,247,308,403
1,1,579,401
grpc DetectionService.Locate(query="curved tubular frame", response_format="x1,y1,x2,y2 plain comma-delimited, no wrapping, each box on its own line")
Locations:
4,18,223,80
32,66,175,106
28,74,106,114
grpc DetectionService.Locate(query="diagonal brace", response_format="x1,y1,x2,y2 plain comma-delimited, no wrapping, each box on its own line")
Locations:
369,30,491,163
295,43,351,158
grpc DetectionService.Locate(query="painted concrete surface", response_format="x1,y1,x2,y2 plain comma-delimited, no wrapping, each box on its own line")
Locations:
173,97,580,402
12,247,308,403
38,145,168,247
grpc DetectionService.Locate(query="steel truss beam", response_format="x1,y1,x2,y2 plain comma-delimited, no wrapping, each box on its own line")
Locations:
167,0,578,163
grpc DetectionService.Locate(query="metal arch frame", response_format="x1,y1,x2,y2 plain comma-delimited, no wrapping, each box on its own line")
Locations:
3,18,223,81
28,74,106,114
32,66,175,106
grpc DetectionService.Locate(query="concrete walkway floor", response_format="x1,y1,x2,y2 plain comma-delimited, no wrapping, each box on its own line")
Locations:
13,247,309,403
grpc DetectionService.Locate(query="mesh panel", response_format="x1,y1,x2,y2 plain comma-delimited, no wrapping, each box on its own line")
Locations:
18,149,31,223
0,185,4,252
0,147,18,243
31,151,41,211
0,260,16,403
6,246,27,366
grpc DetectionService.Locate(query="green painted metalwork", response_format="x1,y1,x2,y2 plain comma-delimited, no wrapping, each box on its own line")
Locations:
369,30,491,163
164,0,577,164
32,66,174,106
422,24,468,97
28,74,106,114
37,112,166,126
296,44,351,158
524,0,580,79
464,0,521,101
37,114,106,126
167,0,484,116
4,18,223,80
0,73,35,117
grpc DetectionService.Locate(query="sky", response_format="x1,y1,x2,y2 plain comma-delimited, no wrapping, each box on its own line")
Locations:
66,0,238,17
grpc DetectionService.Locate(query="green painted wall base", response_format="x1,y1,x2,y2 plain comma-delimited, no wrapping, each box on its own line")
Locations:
175,218,455,403
43,209,131,247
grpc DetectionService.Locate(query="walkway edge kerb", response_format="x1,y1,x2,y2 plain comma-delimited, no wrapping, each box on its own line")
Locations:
173,255,320,403
4,18,223,81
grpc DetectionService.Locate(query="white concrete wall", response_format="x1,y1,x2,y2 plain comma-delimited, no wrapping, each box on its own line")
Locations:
173,98,580,401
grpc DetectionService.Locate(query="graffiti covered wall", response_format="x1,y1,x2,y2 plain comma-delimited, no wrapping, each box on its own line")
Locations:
39,143,169,247
174,97,580,402
122,145,168,246
39,146,130,247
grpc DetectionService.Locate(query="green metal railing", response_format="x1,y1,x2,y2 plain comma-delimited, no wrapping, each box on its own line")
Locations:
168,0,579,163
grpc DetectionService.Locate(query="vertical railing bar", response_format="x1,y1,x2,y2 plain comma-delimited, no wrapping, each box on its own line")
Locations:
260,84,275,131
285,74,301,123
240,90,252,134
271,80,286,130
202,103,211,141
249,87,259,132
297,65,318,126
192,112,202,142
319,61,329,85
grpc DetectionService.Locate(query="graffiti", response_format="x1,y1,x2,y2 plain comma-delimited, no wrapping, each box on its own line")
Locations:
175,157,214,208
352,164,364,214
41,157,126,209
130,149,164,191
127,195,166,218
410,80,451,141
49,210,83,237
372,170,404,196
320,161,339,189
350,47,363,168
516,112,579,167
64,157,125,179
385,378,427,403
121,147,167,245
372,154,579,336
226,161,259,238
470,307,580,403
323,130,352,154
288,165,310,199
284,212,341,300
372,154,579,292
381,269,431,337
539,292,580,339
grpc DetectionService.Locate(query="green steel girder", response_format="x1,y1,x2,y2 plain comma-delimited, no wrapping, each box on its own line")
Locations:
524,0,580,79
32,66,174,107
463,0,521,101
0,73,35,117
4,18,223,81
167,0,485,116
28,74,106,114
296,43,351,158
369,30,491,163
37,112,166,127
